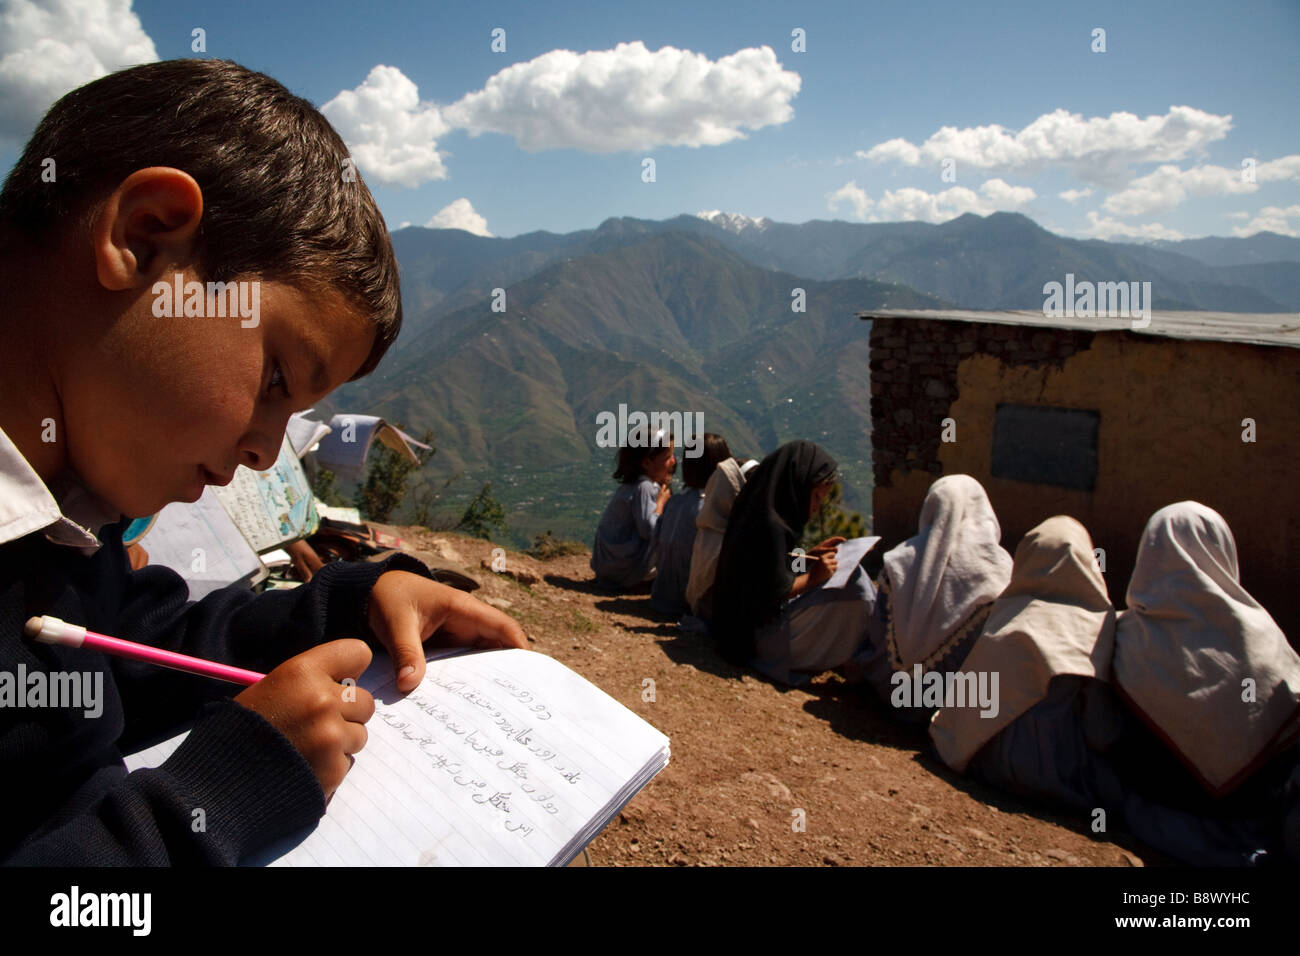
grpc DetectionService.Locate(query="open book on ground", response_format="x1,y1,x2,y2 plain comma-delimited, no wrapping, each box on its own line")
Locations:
125,648,671,866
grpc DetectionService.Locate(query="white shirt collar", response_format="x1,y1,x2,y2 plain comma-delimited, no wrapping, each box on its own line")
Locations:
0,425,121,553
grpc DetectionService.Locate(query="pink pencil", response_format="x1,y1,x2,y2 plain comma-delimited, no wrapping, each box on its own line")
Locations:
24,615,265,686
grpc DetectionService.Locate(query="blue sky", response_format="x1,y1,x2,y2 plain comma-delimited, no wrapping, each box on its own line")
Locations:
1,0,1297,240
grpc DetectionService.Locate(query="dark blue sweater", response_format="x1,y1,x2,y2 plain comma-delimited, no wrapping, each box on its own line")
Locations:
0,519,434,865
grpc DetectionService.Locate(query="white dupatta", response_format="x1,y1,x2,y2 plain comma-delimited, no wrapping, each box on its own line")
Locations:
1113,502,1300,796
931,516,1115,772
686,458,746,615
882,475,1013,670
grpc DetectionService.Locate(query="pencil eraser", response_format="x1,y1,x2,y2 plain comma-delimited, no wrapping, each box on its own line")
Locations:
24,615,86,647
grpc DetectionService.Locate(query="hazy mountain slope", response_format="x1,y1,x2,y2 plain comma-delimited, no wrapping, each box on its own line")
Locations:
324,231,948,544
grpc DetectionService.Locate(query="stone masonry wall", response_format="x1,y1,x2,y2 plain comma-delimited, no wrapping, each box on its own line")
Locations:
868,317,1096,487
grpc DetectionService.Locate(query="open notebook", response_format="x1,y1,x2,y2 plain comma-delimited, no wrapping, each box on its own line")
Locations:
125,648,670,866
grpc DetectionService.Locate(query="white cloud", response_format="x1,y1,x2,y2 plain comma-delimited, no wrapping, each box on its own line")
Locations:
1080,211,1186,241
1104,162,1254,215
1059,187,1093,203
1230,204,1300,238
858,106,1233,188
424,198,492,236
829,178,1035,223
978,178,1036,207
322,65,450,188
826,181,872,219
1099,156,1299,216
444,41,800,152
0,0,157,147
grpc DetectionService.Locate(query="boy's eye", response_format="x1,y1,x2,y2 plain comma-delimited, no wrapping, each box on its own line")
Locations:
268,362,290,398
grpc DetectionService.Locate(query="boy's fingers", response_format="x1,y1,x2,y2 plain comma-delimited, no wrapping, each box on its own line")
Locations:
340,719,369,755
314,638,373,682
442,592,528,649
340,686,376,724
382,606,428,692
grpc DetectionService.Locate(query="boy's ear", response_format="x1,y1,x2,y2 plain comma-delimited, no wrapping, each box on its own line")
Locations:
92,167,204,291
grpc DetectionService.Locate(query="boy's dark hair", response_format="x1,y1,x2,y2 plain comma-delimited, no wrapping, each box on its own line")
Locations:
0,58,399,379
682,432,731,489
612,429,673,483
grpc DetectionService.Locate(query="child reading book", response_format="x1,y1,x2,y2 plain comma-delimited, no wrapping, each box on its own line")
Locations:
0,58,526,865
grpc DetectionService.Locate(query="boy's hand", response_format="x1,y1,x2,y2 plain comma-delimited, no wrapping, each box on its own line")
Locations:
366,570,529,693
234,639,374,799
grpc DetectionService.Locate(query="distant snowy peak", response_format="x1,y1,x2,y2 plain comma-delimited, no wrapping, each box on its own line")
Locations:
696,210,772,234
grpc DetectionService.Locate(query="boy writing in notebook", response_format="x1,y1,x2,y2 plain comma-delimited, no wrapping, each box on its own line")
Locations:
0,58,526,864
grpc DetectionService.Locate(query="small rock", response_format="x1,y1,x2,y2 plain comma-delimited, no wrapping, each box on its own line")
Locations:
482,596,513,610
479,558,539,585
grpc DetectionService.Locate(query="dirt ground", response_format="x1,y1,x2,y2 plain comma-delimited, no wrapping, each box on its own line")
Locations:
383,525,1155,867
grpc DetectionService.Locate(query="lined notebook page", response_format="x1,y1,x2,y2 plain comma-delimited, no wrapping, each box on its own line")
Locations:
125,648,669,866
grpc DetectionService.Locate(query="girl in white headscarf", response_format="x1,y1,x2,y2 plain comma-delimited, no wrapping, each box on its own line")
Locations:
847,475,1013,720
1114,501,1300,798
931,515,1117,777
933,506,1300,866
685,456,757,622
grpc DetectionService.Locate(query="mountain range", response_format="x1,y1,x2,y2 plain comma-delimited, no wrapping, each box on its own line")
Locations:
319,212,1299,547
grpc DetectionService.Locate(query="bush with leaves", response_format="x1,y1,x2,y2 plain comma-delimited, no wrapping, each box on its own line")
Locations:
456,481,508,540
354,427,434,524
526,530,588,560
800,482,866,551
311,467,349,508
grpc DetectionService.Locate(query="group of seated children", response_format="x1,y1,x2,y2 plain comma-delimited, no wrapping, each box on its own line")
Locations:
593,437,1300,865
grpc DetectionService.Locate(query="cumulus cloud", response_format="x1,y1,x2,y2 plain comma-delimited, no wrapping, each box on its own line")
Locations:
444,41,800,152
828,178,1035,223
858,106,1233,188
321,65,450,188
1230,204,1300,238
424,197,492,236
0,0,157,147
1059,187,1093,203
1099,155,1299,216
826,181,873,219
1104,163,1246,216
1080,211,1186,241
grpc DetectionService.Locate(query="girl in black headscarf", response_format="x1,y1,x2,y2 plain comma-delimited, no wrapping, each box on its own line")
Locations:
711,440,876,684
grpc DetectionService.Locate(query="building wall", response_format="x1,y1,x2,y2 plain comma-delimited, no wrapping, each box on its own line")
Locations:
870,316,1300,639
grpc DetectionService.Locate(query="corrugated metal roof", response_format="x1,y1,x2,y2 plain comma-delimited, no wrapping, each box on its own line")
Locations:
856,309,1300,350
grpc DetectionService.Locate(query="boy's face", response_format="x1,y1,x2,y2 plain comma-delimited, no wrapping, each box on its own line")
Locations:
60,273,376,519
